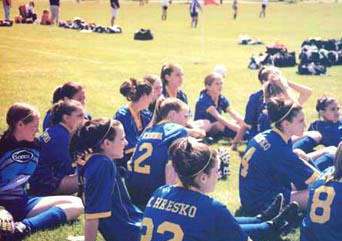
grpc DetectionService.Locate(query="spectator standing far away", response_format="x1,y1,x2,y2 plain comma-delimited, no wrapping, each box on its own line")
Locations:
259,0,268,17
2,0,11,20
49,0,60,24
110,0,120,26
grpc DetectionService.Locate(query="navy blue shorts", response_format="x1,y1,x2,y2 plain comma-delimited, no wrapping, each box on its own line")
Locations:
190,11,198,17
0,196,42,221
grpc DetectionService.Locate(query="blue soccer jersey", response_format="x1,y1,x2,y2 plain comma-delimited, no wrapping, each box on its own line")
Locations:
257,110,271,133
162,87,188,104
239,128,320,215
189,0,201,15
308,119,342,147
126,122,188,208
29,123,74,195
81,154,143,241
141,185,250,241
114,105,152,167
243,90,265,139
194,90,230,123
0,135,39,202
301,178,342,241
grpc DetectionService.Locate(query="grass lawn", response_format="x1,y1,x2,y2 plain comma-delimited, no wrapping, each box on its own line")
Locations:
0,0,342,240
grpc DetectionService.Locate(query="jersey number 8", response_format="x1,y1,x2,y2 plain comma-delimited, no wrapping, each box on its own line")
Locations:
309,186,335,224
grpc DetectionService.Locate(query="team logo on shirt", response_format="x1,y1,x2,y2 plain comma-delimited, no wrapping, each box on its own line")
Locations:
41,131,51,143
11,150,34,163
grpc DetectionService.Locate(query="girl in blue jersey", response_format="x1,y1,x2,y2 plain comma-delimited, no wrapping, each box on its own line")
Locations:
232,66,269,150
292,96,341,168
70,118,143,241
309,96,341,147
291,97,341,167
0,103,83,241
161,63,209,138
126,97,189,210
257,67,312,134
144,74,163,113
194,72,244,140
161,63,188,104
189,0,202,28
301,143,342,241
239,97,320,216
29,100,85,196
114,78,153,167
43,82,90,131
141,137,300,241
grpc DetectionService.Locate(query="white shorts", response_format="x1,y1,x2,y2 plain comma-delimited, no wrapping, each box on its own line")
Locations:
111,8,118,17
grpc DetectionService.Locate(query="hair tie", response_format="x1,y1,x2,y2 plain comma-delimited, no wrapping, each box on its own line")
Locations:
189,149,212,177
93,119,113,148
20,112,34,122
272,103,295,124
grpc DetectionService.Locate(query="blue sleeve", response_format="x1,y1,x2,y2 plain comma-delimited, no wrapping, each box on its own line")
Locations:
214,202,249,241
199,95,215,113
84,158,115,219
42,132,74,177
182,91,188,104
244,94,259,126
114,108,136,153
308,121,317,131
42,112,51,131
163,126,188,144
272,147,320,190
220,95,230,112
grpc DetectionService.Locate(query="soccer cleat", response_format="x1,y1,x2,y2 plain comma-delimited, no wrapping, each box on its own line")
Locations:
0,207,15,241
0,207,15,234
271,202,299,235
256,193,284,221
217,148,230,180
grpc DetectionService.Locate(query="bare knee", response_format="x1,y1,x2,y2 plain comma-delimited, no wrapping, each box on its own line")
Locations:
57,196,84,221
305,131,322,143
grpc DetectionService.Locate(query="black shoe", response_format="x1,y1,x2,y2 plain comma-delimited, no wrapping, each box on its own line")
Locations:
271,202,299,235
256,193,284,221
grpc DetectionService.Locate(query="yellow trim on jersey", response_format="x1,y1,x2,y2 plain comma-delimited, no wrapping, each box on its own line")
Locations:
85,211,111,220
272,127,290,143
247,237,254,241
125,147,135,154
128,103,143,131
305,171,320,185
225,106,231,113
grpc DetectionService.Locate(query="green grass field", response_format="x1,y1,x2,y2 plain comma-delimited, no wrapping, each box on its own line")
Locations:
1,1,342,240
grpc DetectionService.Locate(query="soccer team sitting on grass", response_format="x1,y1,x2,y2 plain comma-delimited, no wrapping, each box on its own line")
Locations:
1,64,342,241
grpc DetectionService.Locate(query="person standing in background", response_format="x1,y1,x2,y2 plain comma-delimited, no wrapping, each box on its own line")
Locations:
110,0,120,26
232,0,238,19
161,0,169,20
189,0,202,28
2,0,11,20
49,0,60,24
259,0,268,17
